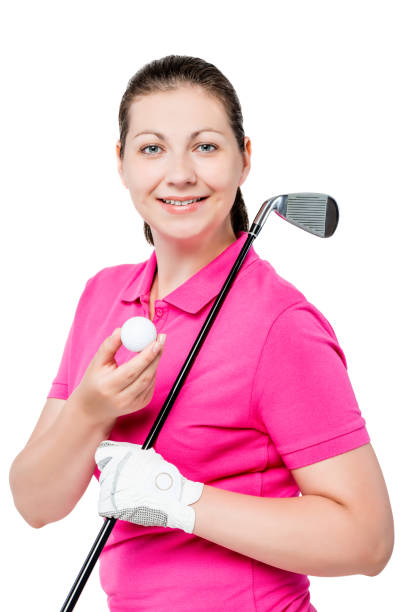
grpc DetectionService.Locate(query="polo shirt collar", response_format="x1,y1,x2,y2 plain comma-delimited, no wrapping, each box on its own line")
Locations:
120,230,259,314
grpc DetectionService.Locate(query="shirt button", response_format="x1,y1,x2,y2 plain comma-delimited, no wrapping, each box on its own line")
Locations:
156,308,163,316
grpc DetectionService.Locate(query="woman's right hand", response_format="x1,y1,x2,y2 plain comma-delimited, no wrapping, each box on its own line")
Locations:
70,328,167,428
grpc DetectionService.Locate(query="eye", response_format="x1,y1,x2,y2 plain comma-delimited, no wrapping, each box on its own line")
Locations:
140,144,162,155
139,143,218,155
197,143,217,152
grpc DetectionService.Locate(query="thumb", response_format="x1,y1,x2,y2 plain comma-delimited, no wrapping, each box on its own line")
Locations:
94,440,142,470
94,327,122,366
94,439,123,470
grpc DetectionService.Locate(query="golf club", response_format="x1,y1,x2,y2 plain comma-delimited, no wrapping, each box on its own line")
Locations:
60,192,339,611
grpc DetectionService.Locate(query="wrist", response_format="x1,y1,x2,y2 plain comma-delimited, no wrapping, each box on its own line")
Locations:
181,478,204,507
66,390,117,437
168,502,196,534
188,484,206,508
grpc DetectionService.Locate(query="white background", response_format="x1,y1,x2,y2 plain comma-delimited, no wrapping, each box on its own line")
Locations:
2,1,406,610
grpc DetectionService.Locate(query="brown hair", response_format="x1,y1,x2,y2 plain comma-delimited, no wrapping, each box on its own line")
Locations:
117,55,249,246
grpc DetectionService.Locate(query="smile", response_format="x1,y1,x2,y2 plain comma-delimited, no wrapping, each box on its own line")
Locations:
157,196,209,213
159,196,208,206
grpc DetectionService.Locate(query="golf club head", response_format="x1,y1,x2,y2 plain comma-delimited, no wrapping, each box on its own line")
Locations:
252,193,339,238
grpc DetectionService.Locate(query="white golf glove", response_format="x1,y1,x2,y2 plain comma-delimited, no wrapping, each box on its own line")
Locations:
94,440,204,534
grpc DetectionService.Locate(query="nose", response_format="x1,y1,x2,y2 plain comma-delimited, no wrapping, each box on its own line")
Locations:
165,151,197,186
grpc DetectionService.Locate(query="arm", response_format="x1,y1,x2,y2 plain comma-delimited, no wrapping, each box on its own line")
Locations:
9,393,115,528
190,444,394,578
10,329,165,529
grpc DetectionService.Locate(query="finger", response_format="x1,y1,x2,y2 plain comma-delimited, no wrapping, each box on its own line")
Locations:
94,440,141,469
94,440,121,469
143,374,156,399
122,351,161,398
111,337,164,392
135,369,157,401
93,328,123,368
117,365,157,408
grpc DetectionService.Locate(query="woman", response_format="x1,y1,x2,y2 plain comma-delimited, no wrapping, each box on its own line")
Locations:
9,55,394,611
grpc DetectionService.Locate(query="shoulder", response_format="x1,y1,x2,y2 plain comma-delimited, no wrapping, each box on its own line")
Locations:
241,256,309,324
83,262,144,296
244,256,343,354
68,262,147,317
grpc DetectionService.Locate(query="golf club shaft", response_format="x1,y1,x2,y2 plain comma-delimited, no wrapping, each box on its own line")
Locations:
60,223,261,611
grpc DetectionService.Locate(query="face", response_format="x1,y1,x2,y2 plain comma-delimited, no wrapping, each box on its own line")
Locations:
116,85,251,244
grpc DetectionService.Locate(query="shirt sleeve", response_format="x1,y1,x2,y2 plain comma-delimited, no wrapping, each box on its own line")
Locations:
251,300,370,469
46,277,93,400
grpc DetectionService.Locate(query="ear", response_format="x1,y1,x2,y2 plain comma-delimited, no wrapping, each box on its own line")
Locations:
238,136,252,187
116,140,128,189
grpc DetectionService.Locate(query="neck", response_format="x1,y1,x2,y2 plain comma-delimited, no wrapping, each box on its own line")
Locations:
150,225,237,300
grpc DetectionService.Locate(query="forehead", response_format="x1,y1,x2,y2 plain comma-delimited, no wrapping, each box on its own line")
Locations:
127,85,231,135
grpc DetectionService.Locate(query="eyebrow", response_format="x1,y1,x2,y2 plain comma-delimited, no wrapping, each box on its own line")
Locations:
133,128,225,140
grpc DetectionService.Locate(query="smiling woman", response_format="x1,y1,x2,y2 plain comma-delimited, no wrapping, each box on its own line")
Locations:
114,74,253,298
117,84,249,249
9,54,393,612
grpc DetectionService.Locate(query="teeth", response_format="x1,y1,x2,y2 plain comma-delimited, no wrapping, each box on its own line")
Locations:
162,197,203,206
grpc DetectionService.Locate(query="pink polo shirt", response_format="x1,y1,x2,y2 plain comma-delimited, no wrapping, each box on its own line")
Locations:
47,230,370,611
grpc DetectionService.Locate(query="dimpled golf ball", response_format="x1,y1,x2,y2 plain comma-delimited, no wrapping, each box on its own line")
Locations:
120,316,157,352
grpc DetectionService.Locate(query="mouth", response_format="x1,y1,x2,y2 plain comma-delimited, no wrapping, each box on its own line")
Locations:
157,196,209,207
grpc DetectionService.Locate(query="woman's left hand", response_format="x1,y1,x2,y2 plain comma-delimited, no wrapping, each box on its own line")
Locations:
94,440,204,534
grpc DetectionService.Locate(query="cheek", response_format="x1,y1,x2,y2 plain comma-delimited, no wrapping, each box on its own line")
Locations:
127,166,160,193
197,157,240,191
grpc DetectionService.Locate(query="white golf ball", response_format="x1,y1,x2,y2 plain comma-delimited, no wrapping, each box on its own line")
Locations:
120,317,157,352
